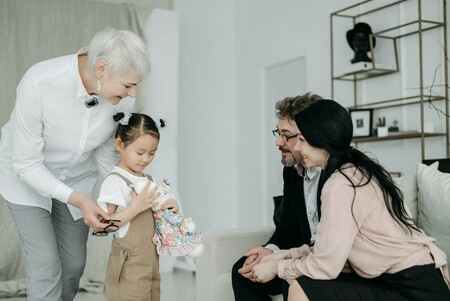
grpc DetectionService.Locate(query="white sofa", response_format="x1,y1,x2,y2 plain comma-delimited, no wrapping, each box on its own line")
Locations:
196,227,282,301
196,161,450,301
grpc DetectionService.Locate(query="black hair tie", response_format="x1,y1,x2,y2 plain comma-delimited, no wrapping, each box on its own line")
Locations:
159,119,166,128
113,112,125,122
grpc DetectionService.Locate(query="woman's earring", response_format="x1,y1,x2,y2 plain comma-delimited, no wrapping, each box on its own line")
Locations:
96,80,101,93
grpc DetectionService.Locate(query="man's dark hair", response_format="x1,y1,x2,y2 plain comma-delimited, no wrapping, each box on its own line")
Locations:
275,92,323,120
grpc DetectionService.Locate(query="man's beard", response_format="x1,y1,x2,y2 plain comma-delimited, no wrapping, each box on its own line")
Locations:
283,157,297,167
280,147,297,167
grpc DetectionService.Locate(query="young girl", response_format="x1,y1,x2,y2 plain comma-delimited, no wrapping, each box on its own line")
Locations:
96,112,179,301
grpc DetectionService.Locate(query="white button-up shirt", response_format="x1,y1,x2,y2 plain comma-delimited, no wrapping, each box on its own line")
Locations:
296,165,321,244
266,165,321,252
0,48,134,220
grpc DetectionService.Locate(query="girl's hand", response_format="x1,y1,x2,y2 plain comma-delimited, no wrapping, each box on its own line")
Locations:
129,182,160,214
161,198,179,214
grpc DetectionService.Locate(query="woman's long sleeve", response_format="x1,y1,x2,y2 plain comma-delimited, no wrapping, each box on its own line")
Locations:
11,74,73,202
278,173,374,281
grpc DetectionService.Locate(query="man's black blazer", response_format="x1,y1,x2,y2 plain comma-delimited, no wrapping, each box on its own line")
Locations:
266,166,314,249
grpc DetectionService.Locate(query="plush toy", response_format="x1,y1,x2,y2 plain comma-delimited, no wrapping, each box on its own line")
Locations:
134,179,204,258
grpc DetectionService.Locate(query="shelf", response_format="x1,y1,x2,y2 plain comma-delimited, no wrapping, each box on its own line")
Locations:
348,95,446,110
352,132,446,143
334,4,445,39
332,0,406,18
331,0,449,159
332,0,444,40
334,62,398,80
374,20,445,39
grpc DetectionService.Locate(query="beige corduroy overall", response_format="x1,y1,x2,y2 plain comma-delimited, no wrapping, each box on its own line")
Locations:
104,173,160,301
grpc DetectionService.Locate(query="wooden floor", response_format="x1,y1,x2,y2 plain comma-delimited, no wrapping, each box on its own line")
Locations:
2,269,196,301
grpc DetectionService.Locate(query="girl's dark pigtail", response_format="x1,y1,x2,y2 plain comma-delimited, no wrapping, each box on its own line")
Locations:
113,112,125,122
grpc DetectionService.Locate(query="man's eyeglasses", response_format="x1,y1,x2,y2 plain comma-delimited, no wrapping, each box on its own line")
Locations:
91,219,121,237
272,129,299,142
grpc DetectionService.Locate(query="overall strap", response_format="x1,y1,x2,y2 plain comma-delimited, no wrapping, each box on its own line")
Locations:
106,172,154,190
108,172,133,187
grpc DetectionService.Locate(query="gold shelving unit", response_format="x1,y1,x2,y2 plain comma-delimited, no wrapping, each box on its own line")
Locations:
330,0,449,160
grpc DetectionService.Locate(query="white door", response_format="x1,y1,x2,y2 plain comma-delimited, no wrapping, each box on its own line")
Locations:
261,56,307,225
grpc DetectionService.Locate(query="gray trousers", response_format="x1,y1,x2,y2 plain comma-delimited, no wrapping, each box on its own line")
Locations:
6,200,89,301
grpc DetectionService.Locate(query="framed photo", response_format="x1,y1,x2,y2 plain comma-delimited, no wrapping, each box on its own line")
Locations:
349,109,373,137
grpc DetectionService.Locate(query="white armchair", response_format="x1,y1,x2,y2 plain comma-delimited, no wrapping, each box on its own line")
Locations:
196,226,283,301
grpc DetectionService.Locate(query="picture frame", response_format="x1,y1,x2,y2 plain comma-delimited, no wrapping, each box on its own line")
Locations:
349,109,373,137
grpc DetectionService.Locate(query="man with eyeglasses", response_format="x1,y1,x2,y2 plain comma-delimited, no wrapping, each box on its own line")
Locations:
232,92,323,301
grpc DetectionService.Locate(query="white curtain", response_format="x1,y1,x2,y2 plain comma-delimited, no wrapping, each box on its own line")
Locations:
0,0,157,296
0,0,154,126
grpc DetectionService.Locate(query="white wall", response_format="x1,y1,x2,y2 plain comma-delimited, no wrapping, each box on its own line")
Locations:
232,1,309,229
173,0,239,230
140,9,179,193
173,0,449,231
173,0,351,230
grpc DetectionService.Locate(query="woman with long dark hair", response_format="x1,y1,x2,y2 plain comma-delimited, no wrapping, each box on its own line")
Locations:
252,99,450,300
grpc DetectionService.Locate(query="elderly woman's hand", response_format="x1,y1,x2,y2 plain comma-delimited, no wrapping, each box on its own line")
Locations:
252,259,279,283
68,191,111,231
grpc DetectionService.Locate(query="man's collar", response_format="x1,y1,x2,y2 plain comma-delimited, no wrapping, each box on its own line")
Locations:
294,164,321,181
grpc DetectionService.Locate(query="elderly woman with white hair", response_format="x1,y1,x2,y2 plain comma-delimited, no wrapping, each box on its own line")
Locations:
0,28,154,301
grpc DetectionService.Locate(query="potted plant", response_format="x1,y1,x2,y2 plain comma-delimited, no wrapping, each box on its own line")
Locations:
388,119,399,132
376,117,388,137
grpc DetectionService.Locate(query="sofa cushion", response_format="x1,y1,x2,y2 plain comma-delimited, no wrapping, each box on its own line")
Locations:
417,162,450,260
393,172,418,224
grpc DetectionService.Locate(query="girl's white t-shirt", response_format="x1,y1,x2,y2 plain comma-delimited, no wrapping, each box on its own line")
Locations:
97,166,150,238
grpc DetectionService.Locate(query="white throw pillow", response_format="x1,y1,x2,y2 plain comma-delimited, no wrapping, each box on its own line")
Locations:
417,162,450,260
393,173,418,224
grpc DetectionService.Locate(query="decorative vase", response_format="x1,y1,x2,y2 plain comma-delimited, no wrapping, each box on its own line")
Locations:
377,127,388,137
